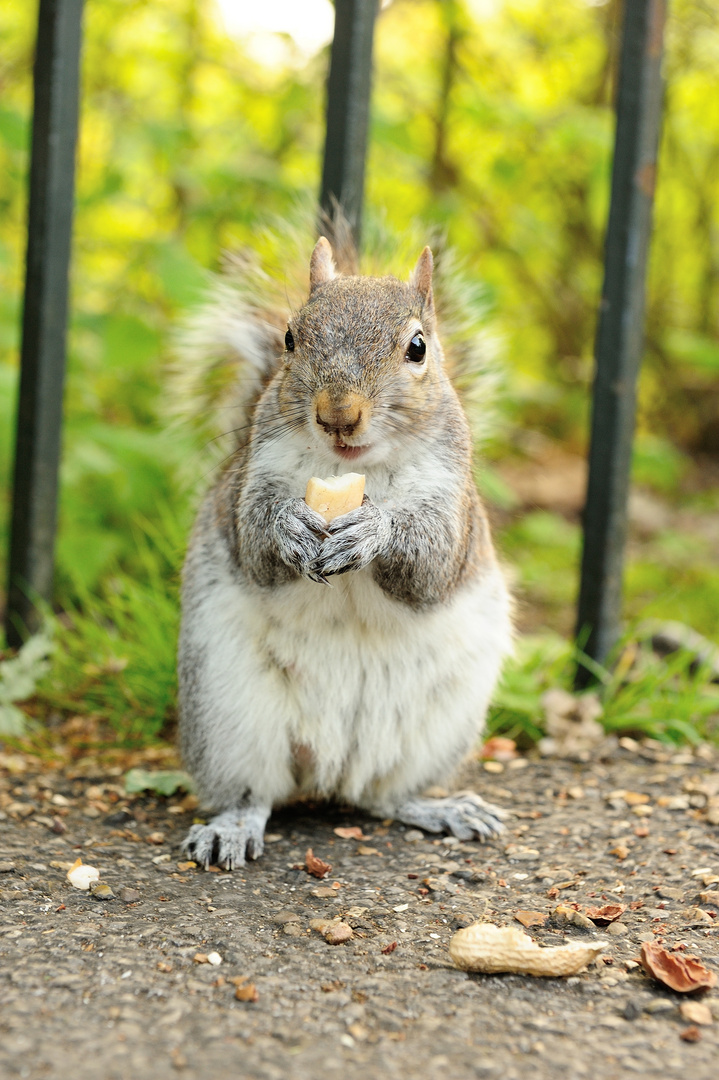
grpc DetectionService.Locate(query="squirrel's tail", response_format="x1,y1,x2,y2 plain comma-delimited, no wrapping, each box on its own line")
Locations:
168,249,288,461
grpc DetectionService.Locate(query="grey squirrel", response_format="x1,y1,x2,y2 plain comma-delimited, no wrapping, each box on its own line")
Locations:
178,237,513,869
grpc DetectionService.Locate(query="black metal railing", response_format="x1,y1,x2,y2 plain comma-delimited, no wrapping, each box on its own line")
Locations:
5,0,667,679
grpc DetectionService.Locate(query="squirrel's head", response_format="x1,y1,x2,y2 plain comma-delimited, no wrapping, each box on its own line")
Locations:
278,237,446,466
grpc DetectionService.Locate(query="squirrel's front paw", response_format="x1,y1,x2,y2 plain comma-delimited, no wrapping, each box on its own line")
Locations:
310,498,391,577
273,498,330,582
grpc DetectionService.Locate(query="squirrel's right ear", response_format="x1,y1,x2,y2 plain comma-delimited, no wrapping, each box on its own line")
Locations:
309,237,337,294
411,247,435,319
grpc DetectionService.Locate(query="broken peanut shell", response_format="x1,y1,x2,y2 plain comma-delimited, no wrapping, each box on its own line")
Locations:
449,922,607,977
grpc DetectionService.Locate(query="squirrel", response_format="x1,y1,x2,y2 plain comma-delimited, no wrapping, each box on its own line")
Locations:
177,236,513,869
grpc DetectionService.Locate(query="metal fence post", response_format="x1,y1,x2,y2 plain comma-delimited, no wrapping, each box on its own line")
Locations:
5,0,85,648
575,0,667,687
320,0,378,251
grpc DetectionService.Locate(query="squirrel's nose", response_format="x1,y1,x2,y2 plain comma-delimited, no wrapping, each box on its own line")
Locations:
314,390,366,439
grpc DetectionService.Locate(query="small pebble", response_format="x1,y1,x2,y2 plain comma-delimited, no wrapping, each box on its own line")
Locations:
607,921,628,937
89,882,115,900
206,952,222,966
403,830,424,843
324,922,353,945
118,887,140,902
679,1001,712,1026
103,810,133,826
644,999,675,1015
0,862,16,874
283,922,304,937
622,1000,641,1021
272,910,301,924
655,886,683,901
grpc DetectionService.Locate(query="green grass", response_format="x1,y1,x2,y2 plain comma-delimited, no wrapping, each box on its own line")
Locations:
488,630,719,747
12,525,715,752
34,508,185,744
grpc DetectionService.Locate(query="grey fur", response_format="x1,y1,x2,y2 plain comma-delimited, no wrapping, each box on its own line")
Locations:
182,805,271,870
394,792,506,841
177,239,514,869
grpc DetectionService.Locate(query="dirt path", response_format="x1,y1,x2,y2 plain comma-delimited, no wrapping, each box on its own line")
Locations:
1,744,718,1080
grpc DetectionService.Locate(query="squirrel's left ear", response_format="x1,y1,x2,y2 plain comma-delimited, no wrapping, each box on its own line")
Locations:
411,247,435,319
309,237,337,294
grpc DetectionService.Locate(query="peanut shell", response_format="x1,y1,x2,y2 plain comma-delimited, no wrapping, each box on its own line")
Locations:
449,922,606,977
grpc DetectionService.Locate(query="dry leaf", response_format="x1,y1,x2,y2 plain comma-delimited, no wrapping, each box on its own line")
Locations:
381,941,398,954
611,844,630,861
193,953,209,964
680,1026,701,1043
305,848,332,879
449,923,606,977
356,846,381,856
235,983,259,1002
640,942,717,993
333,827,369,840
176,861,196,871
585,904,626,925
514,910,548,928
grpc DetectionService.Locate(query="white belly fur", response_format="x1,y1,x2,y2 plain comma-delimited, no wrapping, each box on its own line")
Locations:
182,526,513,814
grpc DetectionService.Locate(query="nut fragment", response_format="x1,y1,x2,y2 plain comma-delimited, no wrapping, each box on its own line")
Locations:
66,858,100,891
449,922,606,977
305,473,365,523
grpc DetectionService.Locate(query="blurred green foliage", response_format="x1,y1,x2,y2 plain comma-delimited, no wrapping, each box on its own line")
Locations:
0,0,718,741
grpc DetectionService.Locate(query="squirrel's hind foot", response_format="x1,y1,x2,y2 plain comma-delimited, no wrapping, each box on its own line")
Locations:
182,805,271,870
393,790,506,842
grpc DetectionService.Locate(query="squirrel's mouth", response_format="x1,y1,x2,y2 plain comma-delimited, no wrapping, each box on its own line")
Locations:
332,441,369,461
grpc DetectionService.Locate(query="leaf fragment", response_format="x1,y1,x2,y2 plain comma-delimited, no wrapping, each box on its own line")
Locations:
584,904,626,925
639,942,717,993
305,848,332,879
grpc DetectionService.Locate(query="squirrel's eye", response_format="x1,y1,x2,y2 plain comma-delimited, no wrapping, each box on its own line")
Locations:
405,333,426,363
285,328,295,351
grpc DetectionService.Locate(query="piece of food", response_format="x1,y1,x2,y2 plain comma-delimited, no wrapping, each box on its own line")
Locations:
305,473,365,523
639,941,717,993
66,858,100,890
449,922,606,977
305,847,332,879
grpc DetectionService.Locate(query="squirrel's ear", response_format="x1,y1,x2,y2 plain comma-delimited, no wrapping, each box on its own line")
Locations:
309,237,337,294
411,246,434,316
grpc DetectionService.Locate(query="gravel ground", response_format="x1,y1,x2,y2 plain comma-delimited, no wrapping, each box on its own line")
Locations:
1,743,719,1080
